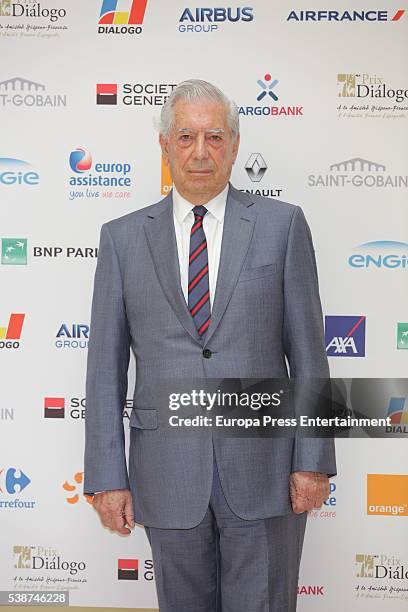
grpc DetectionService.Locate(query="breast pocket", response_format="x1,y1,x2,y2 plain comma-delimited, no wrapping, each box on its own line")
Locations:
238,263,277,282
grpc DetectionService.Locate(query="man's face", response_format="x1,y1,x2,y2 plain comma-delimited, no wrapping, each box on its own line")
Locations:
160,98,240,204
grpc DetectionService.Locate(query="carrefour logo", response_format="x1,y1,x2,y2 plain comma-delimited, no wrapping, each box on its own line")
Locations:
0,157,39,185
348,241,408,269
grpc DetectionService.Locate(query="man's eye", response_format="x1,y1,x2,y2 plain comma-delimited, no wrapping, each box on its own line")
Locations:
180,134,192,141
209,135,222,142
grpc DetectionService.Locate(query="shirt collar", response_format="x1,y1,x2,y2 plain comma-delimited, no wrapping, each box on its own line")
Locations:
172,183,229,224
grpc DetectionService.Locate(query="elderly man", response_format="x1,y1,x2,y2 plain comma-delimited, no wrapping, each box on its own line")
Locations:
84,79,336,612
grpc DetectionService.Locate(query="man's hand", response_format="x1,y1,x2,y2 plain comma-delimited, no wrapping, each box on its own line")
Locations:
289,471,330,514
92,489,135,535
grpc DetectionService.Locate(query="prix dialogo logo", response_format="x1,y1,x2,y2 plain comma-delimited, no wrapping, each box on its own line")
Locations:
354,552,408,599
178,6,254,33
367,474,408,516
287,8,405,22
337,73,408,120
0,77,66,108
0,157,39,186
348,241,408,270
98,0,148,34
0,313,25,349
68,147,133,201
325,315,366,357
239,73,303,117
308,157,408,188
0,0,68,39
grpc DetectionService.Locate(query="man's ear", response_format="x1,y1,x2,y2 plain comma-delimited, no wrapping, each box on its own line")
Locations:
232,132,240,164
159,134,169,165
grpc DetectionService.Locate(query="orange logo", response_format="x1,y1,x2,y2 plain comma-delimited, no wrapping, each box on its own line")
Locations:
367,474,408,516
161,156,172,196
63,471,93,505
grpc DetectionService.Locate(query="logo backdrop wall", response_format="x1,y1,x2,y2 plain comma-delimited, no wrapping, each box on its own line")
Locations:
0,1,407,610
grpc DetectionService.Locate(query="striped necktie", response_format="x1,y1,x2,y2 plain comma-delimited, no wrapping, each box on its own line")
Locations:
188,205,211,338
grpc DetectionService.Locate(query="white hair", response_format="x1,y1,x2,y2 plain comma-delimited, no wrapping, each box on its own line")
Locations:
159,79,239,139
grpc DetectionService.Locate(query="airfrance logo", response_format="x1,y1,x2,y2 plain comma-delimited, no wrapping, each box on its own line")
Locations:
239,74,303,117
178,6,254,32
308,157,408,188
0,77,66,108
0,157,39,186
98,0,148,34
348,241,408,269
325,315,366,357
287,9,405,22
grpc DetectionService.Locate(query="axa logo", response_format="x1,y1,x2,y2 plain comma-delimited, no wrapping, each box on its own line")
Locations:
69,148,92,173
325,315,366,357
0,157,39,185
287,9,405,22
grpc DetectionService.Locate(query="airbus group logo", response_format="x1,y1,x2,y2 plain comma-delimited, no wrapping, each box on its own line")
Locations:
178,6,254,33
98,0,148,34
239,74,303,117
348,241,408,269
287,9,405,22
325,315,366,357
0,157,39,186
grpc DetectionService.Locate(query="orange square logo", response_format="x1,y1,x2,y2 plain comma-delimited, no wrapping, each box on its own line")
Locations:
367,474,408,516
161,156,172,196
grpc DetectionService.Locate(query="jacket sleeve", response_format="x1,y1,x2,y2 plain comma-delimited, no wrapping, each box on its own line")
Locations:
83,223,131,495
282,206,337,477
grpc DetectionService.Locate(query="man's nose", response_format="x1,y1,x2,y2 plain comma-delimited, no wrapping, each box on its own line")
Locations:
192,134,209,160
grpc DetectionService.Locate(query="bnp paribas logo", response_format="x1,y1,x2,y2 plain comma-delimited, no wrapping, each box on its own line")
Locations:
397,323,408,349
1,238,27,265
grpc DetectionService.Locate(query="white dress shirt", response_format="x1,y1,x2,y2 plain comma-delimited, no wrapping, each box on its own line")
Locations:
172,183,228,309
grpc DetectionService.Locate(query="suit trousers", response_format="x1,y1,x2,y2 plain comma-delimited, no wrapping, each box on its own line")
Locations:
144,442,308,612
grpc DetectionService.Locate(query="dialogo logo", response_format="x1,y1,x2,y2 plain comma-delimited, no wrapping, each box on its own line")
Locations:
337,73,408,119
367,474,408,516
98,0,148,34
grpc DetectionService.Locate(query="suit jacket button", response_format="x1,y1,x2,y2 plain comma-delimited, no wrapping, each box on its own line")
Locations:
202,349,212,359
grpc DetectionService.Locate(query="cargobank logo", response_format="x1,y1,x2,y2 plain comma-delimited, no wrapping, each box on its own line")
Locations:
287,9,405,22
239,73,303,118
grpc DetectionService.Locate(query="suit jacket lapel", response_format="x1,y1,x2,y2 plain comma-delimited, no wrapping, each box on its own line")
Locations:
143,192,202,345
143,185,257,348
203,185,257,347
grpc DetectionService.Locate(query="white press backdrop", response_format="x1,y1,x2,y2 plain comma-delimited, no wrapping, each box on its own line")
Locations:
1,1,407,610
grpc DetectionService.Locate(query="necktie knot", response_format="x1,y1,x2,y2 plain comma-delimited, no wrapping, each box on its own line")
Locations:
193,205,208,219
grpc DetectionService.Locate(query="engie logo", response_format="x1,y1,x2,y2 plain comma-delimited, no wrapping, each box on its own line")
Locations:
348,241,408,269
0,157,39,186
287,9,405,22
239,74,303,117
178,6,254,33
98,0,148,34
325,315,366,357
0,313,25,349
367,474,408,516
